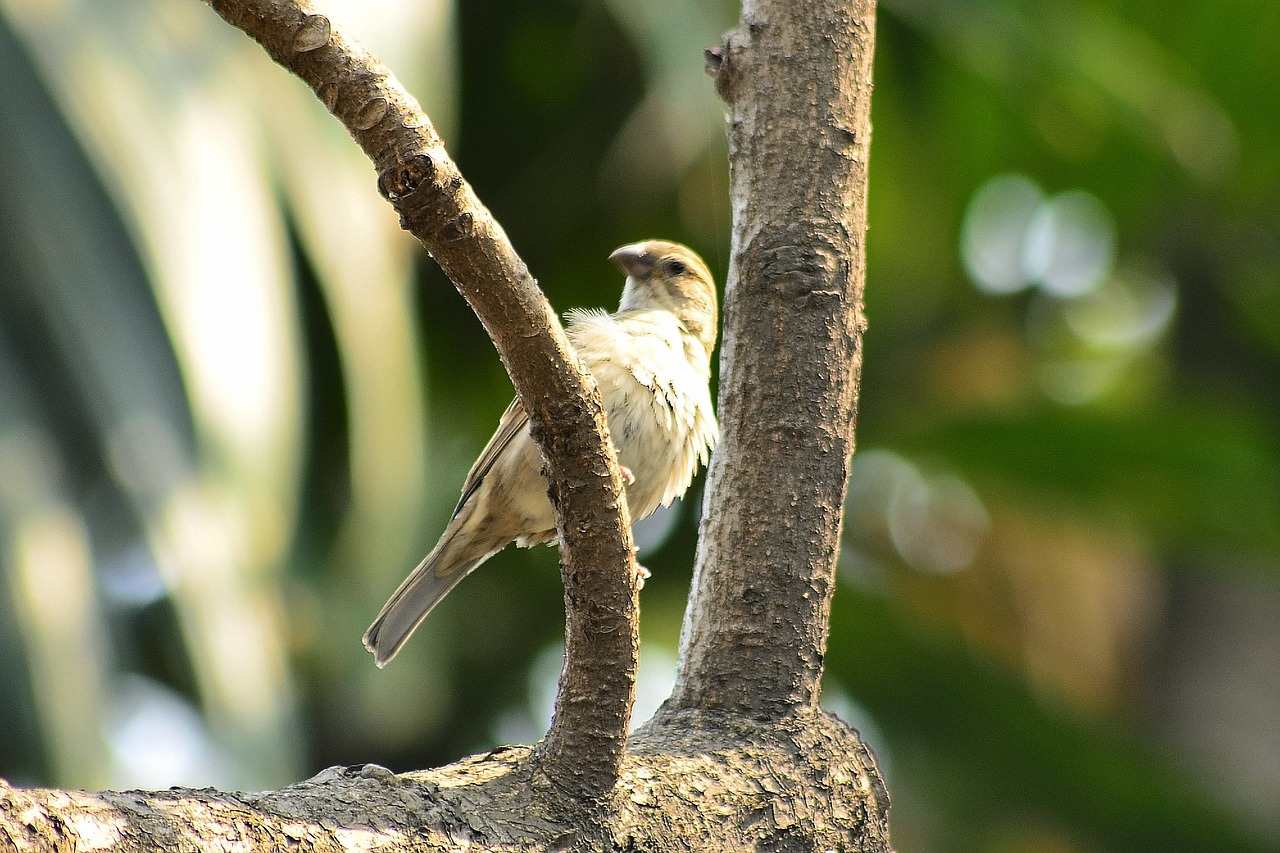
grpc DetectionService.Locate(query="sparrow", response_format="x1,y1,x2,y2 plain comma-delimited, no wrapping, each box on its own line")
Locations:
363,240,719,666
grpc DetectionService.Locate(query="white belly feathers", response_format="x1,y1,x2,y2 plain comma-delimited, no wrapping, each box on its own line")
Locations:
567,308,718,522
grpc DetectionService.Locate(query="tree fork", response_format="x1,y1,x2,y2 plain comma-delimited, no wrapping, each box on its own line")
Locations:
0,0,893,848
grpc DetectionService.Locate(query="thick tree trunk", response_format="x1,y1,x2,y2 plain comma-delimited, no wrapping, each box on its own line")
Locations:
671,0,875,719
0,0,891,849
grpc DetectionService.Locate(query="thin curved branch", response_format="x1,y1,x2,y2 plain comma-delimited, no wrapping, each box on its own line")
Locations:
203,0,638,802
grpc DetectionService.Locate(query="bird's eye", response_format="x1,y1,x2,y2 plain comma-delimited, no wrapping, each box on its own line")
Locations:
665,259,688,275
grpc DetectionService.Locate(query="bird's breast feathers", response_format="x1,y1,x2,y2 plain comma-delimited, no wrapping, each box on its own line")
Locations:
566,308,718,519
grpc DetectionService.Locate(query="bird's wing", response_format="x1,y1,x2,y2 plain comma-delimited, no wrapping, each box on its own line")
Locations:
453,397,529,515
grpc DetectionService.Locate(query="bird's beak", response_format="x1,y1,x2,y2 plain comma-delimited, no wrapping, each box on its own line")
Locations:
610,244,652,279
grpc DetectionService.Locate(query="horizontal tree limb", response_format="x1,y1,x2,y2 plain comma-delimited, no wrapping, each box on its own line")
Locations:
0,710,890,851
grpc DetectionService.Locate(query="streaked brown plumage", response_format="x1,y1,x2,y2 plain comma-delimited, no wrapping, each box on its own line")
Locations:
363,241,719,666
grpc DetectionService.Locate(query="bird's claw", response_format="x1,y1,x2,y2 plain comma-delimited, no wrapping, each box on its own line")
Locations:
635,562,651,589
619,465,636,486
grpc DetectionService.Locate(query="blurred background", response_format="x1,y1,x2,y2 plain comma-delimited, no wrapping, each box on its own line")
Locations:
0,0,1276,851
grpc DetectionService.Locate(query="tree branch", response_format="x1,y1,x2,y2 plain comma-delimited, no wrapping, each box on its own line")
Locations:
202,0,637,802
670,0,877,717
0,711,890,851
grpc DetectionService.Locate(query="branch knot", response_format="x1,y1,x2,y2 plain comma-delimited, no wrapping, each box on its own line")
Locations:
291,14,331,53
706,37,740,103
377,154,436,201
354,96,390,130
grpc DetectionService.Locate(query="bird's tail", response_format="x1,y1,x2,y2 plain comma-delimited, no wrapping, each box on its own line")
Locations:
362,542,489,667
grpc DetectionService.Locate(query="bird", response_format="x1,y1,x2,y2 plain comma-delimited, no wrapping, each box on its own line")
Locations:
363,240,720,667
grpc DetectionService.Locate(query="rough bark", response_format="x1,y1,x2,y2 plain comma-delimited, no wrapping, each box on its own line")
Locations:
0,0,893,849
0,710,888,852
205,0,638,802
670,0,875,719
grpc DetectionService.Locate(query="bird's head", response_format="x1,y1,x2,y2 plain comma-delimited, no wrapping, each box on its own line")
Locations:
610,240,719,358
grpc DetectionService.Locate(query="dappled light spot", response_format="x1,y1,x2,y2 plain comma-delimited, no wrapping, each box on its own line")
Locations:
1022,189,1115,298
843,449,990,577
962,174,1115,299
961,174,1044,295
107,674,233,789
